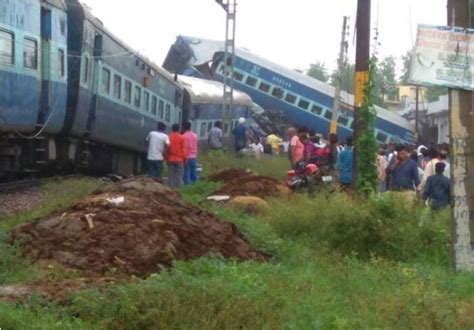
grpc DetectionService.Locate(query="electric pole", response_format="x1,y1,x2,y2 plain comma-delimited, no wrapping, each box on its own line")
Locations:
352,0,371,185
448,0,474,272
330,16,349,135
216,0,237,138
415,86,419,141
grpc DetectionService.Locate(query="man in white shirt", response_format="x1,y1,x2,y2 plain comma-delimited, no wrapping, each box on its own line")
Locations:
145,122,170,178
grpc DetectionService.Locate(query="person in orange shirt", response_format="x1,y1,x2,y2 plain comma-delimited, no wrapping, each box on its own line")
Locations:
167,124,187,188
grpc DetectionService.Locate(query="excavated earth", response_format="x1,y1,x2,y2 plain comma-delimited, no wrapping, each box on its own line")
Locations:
209,169,287,199
10,178,267,277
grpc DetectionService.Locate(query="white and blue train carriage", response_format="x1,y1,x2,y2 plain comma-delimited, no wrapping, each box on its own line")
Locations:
178,75,254,145
163,36,415,145
0,0,69,175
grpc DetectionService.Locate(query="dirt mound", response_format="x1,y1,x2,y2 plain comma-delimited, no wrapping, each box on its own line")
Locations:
208,168,254,183
211,171,287,199
11,177,267,276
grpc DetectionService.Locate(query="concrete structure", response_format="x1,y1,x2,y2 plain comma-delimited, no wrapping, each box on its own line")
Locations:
426,95,449,144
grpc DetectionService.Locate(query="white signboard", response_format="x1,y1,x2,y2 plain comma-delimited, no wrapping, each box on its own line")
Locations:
409,24,474,91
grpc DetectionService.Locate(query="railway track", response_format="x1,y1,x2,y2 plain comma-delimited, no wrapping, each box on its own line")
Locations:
0,174,82,193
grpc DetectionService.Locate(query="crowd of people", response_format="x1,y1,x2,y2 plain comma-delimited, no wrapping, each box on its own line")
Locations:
145,119,452,211
260,126,451,211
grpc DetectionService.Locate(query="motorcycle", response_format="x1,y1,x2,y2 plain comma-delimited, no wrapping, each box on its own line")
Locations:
286,159,335,194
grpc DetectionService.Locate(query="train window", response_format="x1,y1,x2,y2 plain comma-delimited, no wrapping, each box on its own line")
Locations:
101,68,110,94
207,122,213,132
224,123,229,134
58,49,65,77
134,86,141,108
285,93,296,104
259,82,270,93
114,75,122,99
165,104,171,122
200,123,207,137
298,99,309,110
144,92,150,112
124,80,132,103
324,110,333,120
23,37,38,69
311,105,323,115
159,100,164,118
0,30,14,65
234,71,244,81
151,96,157,115
337,116,349,126
271,87,284,99
82,56,90,83
246,76,257,87
376,132,388,143
350,121,354,129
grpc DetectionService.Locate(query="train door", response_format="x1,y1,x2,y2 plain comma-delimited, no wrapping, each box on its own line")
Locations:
86,34,103,133
40,8,52,126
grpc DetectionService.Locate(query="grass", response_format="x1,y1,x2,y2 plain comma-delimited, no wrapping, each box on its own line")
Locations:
1,157,474,329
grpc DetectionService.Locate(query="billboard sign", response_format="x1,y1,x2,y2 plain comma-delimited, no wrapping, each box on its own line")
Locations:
409,24,474,91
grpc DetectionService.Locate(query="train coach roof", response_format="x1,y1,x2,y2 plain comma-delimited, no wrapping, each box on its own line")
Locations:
73,2,181,89
177,36,413,131
178,75,253,107
42,0,67,10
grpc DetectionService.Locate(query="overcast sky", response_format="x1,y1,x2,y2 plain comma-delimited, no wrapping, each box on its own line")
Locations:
82,0,447,75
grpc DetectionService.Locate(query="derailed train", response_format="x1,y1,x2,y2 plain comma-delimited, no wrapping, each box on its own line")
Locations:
0,0,252,180
163,36,415,144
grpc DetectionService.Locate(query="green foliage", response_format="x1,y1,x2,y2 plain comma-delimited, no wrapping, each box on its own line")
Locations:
330,63,355,94
356,58,379,195
263,192,450,264
306,61,330,83
425,85,448,102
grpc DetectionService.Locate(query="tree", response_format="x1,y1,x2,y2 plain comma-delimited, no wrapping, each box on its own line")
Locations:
371,56,399,106
330,63,355,94
400,50,413,84
306,62,329,83
425,86,447,102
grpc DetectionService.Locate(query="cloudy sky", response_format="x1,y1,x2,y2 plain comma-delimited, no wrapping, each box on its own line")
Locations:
82,0,447,75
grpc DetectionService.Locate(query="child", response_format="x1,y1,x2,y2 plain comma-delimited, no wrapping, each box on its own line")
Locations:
249,138,264,160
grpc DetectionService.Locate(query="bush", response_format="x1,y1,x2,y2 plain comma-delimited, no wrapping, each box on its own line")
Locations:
264,192,450,263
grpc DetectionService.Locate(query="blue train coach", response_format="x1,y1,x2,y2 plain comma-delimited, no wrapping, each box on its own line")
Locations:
163,36,415,145
0,0,68,175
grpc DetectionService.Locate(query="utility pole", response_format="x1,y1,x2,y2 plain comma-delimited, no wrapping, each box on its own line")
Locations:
330,16,349,135
448,0,474,272
216,0,237,138
415,86,419,141
352,0,371,184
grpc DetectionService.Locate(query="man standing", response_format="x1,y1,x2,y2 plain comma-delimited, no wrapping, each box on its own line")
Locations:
336,136,354,186
290,128,305,167
266,131,283,155
423,162,451,210
208,121,223,152
145,122,169,179
182,121,198,185
386,145,420,192
233,117,247,153
167,124,187,188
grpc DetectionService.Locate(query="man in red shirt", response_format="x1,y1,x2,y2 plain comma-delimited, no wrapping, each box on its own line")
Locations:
167,124,187,188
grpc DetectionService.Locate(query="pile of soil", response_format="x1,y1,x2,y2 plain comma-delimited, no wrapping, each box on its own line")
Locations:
11,178,267,276
208,168,254,183
209,169,287,199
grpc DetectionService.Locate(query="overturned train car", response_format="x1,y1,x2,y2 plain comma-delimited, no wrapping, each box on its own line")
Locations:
163,36,415,144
